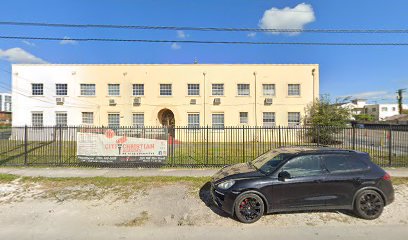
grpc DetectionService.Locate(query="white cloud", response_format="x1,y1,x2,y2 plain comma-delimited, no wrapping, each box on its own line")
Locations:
259,3,315,35
22,40,36,47
177,30,188,39
247,32,257,38
59,36,78,45
0,48,47,64
341,91,397,101
171,43,181,50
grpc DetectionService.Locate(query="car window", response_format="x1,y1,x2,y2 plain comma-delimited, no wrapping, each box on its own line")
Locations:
257,153,293,174
322,154,368,173
281,155,323,178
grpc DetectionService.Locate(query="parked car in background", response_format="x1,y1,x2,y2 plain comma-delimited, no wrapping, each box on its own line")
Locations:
211,147,394,223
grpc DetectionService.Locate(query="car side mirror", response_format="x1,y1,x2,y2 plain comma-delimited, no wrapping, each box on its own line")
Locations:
278,171,291,181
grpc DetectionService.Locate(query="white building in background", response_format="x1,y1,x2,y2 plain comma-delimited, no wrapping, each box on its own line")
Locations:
338,99,367,118
0,93,12,112
364,104,408,121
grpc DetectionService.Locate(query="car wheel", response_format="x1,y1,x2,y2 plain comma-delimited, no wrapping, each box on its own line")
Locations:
234,192,265,223
354,190,384,220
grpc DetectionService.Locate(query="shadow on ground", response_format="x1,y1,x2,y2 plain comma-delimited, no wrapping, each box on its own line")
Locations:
198,181,230,218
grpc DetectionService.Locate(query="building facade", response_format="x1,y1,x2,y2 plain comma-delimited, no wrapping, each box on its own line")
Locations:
364,104,408,121
12,64,319,127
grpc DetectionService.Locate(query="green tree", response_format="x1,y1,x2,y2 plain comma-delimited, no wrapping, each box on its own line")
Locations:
304,96,351,144
353,114,375,122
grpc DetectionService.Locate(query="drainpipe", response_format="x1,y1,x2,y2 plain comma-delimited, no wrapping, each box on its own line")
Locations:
203,72,206,126
312,68,316,102
253,72,257,126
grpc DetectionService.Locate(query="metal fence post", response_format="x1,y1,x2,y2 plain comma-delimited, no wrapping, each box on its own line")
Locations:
317,126,321,147
242,125,245,162
59,125,63,165
352,125,356,150
388,125,392,166
278,126,282,148
24,125,28,166
206,125,209,165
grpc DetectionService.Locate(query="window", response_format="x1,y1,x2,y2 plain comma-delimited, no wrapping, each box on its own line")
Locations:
240,112,248,124
108,84,120,96
188,113,200,129
392,107,396,111
56,84,68,96
323,154,368,173
288,112,300,126
263,112,275,127
32,83,43,95
82,112,94,125
132,113,144,127
188,84,200,96
55,112,68,126
212,113,224,129
372,108,376,112
32,112,43,127
281,155,323,178
132,84,144,96
288,84,300,96
263,84,275,96
212,84,224,96
160,84,172,96
80,84,96,96
381,107,388,112
4,95,11,112
108,113,120,128
237,84,250,96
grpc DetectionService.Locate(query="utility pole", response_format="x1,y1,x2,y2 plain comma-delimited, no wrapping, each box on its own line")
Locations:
396,88,406,114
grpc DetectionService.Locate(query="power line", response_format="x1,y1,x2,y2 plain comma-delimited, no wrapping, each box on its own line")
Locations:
1,35,408,46
1,21,408,34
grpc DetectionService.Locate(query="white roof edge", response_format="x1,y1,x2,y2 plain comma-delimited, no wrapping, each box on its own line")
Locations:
12,63,320,66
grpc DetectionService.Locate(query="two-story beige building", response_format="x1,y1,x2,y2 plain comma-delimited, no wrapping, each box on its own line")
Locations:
12,64,319,127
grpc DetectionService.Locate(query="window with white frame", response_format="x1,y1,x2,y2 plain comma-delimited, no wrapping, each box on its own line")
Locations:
108,113,120,128
381,107,388,112
82,112,94,125
55,112,68,126
132,84,144,96
56,84,68,96
160,84,172,96
288,112,301,126
32,83,43,95
32,112,43,127
288,84,300,96
188,113,200,129
212,84,224,96
188,84,200,96
132,113,144,127
108,84,120,96
263,84,276,96
80,84,96,96
237,84,250,96
263,112,275,127
240,112,248,124
212,113,224,129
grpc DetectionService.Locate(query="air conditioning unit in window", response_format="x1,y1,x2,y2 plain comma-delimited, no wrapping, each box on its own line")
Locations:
56,97,65,105
264,98,273,105
213,98,221,105
133,97,141,106
109,99,117,106
190,99,197,105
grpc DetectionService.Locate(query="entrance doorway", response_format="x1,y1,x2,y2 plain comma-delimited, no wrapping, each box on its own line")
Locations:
158,108,175,137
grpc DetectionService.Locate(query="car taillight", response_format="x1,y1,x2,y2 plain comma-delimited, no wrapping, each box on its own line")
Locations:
382,173,391,181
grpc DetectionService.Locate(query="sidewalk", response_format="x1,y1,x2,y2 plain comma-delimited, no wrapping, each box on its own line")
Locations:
1,167,408,178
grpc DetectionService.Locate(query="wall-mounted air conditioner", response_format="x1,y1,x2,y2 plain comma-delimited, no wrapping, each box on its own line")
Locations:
133,97,141,106
264,98,273,105
56,97,65,105
190,99,197,105
109,99,117,106
213,98,221,105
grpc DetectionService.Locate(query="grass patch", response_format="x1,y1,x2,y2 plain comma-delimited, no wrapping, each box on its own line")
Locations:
0,173,19,183
116,211,149,227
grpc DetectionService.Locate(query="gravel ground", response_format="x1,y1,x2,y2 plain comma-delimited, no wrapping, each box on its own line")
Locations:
0,178,407,239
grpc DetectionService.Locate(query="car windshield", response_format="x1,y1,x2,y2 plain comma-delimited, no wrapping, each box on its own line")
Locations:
251,150,293,174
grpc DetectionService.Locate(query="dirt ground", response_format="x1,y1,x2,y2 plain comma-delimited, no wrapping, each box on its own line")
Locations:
0,178,408,240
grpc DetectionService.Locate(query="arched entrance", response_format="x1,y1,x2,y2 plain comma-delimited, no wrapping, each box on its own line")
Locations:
158,108,175,137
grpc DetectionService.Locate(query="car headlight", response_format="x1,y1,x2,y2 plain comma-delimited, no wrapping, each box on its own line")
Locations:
217,180,235,189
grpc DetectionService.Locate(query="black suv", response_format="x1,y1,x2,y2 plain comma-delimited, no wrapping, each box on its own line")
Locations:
211,147,394,223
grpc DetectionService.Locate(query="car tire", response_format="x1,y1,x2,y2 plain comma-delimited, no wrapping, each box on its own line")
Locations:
234,192,265,223
354,190,384,220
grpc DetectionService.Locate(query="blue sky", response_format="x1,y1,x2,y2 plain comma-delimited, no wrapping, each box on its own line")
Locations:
0,0,408,104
